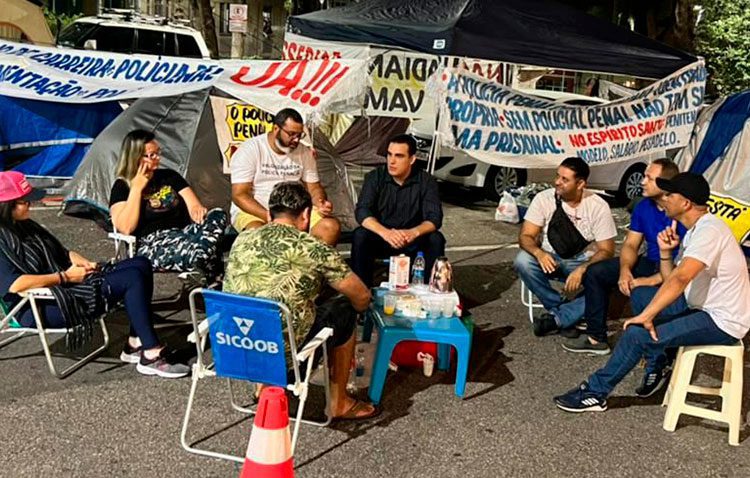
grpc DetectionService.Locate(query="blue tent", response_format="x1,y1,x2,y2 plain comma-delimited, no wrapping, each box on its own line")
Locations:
675,90,750,255
0,95,122,179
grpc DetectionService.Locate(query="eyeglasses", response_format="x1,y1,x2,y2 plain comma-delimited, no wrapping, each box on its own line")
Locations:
278,126,306,140
142,152,161,160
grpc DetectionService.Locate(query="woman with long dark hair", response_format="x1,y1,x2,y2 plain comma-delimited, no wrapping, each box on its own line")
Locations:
0,171,189,378
109,129,227,279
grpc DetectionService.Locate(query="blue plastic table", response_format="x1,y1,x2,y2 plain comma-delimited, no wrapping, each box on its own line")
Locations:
362,297,473,405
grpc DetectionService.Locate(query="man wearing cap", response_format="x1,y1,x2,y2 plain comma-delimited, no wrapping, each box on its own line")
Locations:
562,158,685,356
554,173,750,413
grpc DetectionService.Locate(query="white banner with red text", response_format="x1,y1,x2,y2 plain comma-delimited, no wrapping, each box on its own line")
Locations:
0,40,370,119
283,32,510,119
429,60,706,168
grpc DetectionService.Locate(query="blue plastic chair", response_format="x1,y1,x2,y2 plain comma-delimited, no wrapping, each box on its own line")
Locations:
181,289,332,463
362,304,473,405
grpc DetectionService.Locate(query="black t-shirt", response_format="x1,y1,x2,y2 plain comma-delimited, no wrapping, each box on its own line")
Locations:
109,168,191,237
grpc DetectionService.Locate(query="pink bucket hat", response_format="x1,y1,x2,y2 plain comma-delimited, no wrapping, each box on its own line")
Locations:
0,171,45,202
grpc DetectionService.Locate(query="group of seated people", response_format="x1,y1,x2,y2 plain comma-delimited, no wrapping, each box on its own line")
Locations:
0,108,441,419
2,105,748,421
514,156,750,412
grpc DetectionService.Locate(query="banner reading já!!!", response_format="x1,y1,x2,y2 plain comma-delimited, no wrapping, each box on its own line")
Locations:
210,97,274,174
215,58,369,121
430,60,707,168
283,33,509,119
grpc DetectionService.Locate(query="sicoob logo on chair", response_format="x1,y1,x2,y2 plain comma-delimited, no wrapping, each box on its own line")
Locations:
215,316,280,354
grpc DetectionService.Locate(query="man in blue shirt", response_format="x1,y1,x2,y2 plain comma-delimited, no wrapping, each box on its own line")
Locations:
562,158,684,358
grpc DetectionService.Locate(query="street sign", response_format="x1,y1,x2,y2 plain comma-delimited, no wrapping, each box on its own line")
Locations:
229,4,248,34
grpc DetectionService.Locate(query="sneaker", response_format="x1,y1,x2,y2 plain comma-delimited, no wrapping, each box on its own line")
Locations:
635,367,672,398
137,350,191,379
559,327,580,339
562,335,611,356
119,341,142,364
532,313,558,337
554,382,608,413
575,321,588,331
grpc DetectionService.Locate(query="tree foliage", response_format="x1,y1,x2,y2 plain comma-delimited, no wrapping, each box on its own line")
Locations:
695,0,750,95
42,7,80,38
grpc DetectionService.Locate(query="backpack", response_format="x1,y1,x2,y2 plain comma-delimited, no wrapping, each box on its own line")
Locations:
546,195,590,259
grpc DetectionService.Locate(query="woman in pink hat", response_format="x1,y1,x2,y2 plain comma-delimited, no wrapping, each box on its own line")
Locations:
0,171,189,379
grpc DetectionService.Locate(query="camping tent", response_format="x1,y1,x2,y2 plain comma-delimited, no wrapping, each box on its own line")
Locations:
0,95,122,182
63,88,362,230
287,0,696,79
674,91,750,248
0,0,54,45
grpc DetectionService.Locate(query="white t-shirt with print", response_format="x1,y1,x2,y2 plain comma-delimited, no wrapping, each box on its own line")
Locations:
230,133,319,223
678,213,750,339
524,188,617,256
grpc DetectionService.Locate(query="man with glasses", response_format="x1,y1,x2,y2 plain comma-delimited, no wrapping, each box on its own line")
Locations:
230,108,340,245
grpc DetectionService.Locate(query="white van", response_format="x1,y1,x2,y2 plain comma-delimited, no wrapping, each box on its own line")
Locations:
412,89,664,203
57,11,211,59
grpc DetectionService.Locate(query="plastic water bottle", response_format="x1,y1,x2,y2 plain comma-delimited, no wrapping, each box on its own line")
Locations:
411,251,426,286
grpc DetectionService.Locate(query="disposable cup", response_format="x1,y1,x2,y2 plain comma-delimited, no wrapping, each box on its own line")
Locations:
383,293,397,315
441,298,455,317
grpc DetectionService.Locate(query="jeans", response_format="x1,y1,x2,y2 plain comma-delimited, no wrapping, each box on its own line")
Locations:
583,256,658,342
351,227,446,288
587,303,736,397
16,256,160,349
513,249,587,328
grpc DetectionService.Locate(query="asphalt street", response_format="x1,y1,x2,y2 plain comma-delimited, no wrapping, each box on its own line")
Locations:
1,185,748,477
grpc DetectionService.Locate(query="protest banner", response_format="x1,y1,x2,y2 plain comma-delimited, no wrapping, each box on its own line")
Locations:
283,33,508,119
430,60,707,168
210,96,274,173
0,40,223,103
215,58,369,121
707,193,750,244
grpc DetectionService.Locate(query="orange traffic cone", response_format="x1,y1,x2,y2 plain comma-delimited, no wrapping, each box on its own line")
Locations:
239,386,294,478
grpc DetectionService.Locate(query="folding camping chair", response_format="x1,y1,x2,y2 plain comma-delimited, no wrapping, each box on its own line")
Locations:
108,228,214,313
0,288,110,378
180,288,333,463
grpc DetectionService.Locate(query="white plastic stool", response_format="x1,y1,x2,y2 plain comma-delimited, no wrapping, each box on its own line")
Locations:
520,281,544,323
662,341,745,446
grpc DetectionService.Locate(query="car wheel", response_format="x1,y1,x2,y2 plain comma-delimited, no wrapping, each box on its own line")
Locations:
483,166,528,202
616,164,646,204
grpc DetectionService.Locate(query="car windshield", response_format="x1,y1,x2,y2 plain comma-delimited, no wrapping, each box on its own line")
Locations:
57,22,97,47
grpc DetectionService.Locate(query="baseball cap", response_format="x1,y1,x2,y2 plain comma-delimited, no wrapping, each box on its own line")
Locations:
655,172,710,206
0,171,45,203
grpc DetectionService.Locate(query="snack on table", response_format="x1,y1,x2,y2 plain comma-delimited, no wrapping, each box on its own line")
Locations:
396,294,422,317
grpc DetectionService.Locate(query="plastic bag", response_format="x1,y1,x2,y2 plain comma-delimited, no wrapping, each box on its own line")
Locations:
495,191,519,223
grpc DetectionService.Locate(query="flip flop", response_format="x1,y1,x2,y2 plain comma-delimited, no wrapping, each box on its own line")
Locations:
331,400,380,422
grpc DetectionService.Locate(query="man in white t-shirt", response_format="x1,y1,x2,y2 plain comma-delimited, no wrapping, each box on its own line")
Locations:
515,157,617,338
230,108,340,245
555,173,750,413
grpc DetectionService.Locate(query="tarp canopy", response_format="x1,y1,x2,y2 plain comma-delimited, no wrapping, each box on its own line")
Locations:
287,0,697,79
675,91,750,247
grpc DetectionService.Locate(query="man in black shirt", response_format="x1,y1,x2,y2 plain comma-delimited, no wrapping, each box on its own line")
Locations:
351,134,445,287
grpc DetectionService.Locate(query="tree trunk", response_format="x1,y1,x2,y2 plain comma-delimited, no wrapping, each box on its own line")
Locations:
193,0,219,58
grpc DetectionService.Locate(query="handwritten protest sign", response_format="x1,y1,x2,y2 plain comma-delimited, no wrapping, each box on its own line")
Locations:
0,41,223,102
215,58,369,120
430,60,706,168
210,97,273,173
707,193,750,244
283,33,508,119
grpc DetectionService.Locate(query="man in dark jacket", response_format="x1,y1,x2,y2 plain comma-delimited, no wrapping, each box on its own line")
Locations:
351,134,446,287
